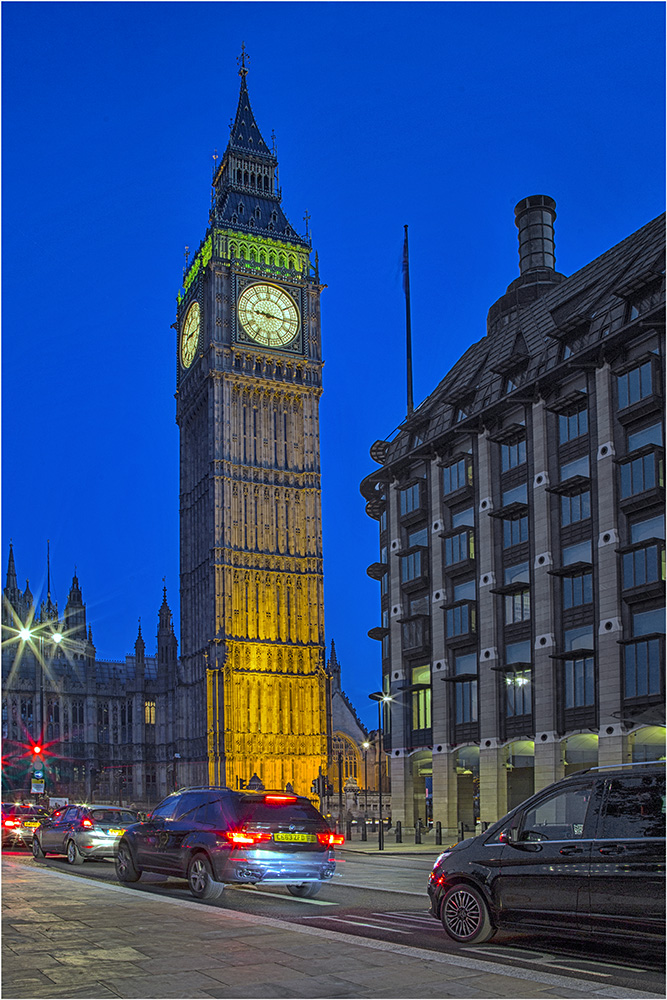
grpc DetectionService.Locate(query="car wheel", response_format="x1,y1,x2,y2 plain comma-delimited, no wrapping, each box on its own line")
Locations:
115,842,141,883
32,836,44,859
66,839,85,865
287,882,322,898
187,853,224,901
441,884,495,944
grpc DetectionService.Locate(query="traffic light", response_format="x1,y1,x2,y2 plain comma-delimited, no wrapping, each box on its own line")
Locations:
311,779,318,796
31,745,43,773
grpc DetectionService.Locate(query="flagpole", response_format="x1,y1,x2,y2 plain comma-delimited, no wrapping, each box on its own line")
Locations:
403,224,414,416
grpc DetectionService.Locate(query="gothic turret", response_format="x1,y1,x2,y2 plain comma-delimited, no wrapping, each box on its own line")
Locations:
64,570,87,641
134,621,145,668
157,586,178,673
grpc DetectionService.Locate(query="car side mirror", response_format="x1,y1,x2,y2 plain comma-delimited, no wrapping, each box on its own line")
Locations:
499,827,517,844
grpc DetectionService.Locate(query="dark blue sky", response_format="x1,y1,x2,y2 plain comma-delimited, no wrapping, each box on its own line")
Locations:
3,2,664,728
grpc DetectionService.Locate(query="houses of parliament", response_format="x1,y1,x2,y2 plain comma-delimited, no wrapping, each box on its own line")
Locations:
1,57,374,807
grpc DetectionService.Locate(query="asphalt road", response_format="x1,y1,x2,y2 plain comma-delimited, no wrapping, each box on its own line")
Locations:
5,847,664,997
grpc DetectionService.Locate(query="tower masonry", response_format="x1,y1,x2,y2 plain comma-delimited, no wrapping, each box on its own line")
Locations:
175,54,327,794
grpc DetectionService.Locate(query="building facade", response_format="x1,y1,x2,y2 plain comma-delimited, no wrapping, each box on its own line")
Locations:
361,197,665,837
2,545,180,805
175,58,328,794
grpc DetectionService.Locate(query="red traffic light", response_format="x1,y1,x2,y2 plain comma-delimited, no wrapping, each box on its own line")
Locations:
32,745,42,755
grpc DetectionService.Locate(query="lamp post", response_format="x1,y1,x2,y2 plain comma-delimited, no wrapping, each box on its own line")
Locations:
368,692,391,851
18,626,63,743
361,741,370,816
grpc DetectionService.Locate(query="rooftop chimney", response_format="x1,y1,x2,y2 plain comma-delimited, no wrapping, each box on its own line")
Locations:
514,195,557,274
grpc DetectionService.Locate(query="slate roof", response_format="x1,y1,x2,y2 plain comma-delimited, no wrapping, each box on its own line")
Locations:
363,212,665,483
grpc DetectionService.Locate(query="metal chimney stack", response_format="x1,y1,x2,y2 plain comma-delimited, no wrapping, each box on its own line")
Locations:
514,195,557,274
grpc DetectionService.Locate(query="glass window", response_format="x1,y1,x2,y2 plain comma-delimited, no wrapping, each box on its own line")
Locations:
380,545,387,564
503,515,528,548
600,775,665,839
502,483,528,506
505,589,530,624
631,515,665,543
506,641,531,664
144,700,156,725
409,594,429,616
505,561,529,585
565,656,595,708
453,579,476,601
628,422,663,452
379,510,387,533
559,408,588,444
505,671,531,717
623,544,664,589
455,652,477,675
561,455,590,481
617,362,653,409
446,603,475,638
455,680,477,724
443,458,471,495
411,665,431,730
400,483,420,516
620,453,662,498
519,783,593,840
408,527,428,547
625,638,662,698
150,797,179,821
196,796,226,828
173,792,205,821
452,507,474,528
563,540,592,565
564,625,594,650
501,438,526,471
563,573,593,609
632,608,666,636
444,530,474,566
561,491,591,526
401,550,422,582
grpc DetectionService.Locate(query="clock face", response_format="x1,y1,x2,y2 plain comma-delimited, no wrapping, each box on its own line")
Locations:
181,302,200,368
238,284,300,347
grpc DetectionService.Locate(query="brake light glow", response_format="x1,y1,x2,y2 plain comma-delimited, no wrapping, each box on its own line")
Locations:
264,795,297,804
81,818,93,828
4,819,17,827
224,830,273,846
317,832,345,846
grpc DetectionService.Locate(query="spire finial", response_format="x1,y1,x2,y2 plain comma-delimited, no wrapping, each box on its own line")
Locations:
303,210,310,237
237,42,249,79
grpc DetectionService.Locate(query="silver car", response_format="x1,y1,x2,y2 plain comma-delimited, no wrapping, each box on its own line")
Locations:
32,804,138,864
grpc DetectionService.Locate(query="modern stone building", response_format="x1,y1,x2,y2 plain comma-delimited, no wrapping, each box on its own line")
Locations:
174,56,328,795
1,545,179,805
361,198,665,837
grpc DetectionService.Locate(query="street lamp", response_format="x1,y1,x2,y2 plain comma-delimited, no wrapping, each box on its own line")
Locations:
361,741,370,816
16,626,63,741
368,691,392,851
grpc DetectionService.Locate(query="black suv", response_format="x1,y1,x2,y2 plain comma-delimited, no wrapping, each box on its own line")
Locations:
115,786,342,901
428,762,665,944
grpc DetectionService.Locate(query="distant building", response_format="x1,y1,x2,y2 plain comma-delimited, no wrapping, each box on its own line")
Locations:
361,198,665,837
1,545,179,805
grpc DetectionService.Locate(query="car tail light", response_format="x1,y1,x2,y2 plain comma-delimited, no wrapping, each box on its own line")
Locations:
224,830,273,846
317,832,345,846
81,818,94,828
264,794,297,804
4,819,17,827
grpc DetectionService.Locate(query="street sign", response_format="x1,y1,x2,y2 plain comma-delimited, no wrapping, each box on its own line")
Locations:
33,770,44,779
31,780,45,794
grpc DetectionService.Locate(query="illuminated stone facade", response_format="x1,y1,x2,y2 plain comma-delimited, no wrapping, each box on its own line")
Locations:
175,62,327,794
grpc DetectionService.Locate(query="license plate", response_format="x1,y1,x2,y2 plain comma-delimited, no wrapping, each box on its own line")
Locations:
273,832,316,843
23,822,39,828
108,828,125,837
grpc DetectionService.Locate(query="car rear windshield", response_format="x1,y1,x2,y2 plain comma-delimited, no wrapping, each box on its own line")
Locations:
90,809,137,824
235,797,327,829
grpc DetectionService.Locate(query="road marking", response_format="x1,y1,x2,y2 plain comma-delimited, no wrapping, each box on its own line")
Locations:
312,915,411,934
235,887,336,907
548,964,610,978
337,880,424,896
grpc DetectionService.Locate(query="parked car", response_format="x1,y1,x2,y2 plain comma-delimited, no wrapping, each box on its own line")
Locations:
115,786,343,901
2,805,50,849
428,761,665,945
32,805,139,864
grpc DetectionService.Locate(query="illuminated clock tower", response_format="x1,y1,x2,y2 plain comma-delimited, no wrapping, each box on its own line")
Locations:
175,52,328,795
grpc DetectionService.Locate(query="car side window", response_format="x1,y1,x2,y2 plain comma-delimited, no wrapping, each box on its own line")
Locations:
519,783,594,841
150,797,179,821
195,796,226,827
599,774,666,839
172,792,205,821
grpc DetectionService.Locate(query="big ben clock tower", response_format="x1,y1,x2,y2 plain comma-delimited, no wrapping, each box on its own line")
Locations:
175,51,328,794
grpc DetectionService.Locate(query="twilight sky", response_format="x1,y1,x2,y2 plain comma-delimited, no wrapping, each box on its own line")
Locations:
2,1,664,728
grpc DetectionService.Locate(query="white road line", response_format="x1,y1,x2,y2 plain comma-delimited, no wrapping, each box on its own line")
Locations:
312,915,411,934
548,965,610,978
233,886,336,906
337,879,425,896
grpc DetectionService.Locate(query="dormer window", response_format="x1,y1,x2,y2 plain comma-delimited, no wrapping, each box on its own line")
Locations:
238,202,244,214
456,408,468,423
255,207,261,219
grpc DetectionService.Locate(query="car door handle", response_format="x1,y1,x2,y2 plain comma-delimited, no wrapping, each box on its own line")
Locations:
559,846,584,855
598,845,626,856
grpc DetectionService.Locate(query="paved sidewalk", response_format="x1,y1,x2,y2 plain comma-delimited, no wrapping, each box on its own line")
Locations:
2,858,660,1000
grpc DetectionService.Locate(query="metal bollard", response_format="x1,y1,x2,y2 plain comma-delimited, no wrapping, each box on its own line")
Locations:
395,820,402,843
435,820,442,845
361,820,367,842
346,819,352,841
415,819,422,845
